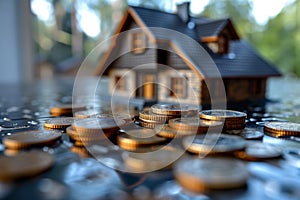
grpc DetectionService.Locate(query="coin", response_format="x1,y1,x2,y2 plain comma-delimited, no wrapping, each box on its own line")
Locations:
136,119,164,129
2,130,62,150
183,134,246,155
0,151,55,181
234,141,282,161
168,118,223,133
117,128,168,151
200,110,246,130
70,146,90,157
139,109,175,123
157,125,195,139
151,104,198,116
283,149,300,168
264,122,300,136
75,111,134,123
44,117,74,129
239,128,264,140
66,126,112,141
50,104,86,116
174,157,248,192
74,110,100,118
72,118,126,134
123,146,183,172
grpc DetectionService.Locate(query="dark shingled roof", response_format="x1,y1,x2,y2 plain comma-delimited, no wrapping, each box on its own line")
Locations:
129,6,281,78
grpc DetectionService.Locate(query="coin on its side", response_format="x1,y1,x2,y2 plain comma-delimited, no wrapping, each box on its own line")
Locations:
234,141,282,161
3,130,62,150
0,151,55,181
174,157,248,192
151,104,198,116
264,122,300,136
44,117,74,129
50,104,86,116
72,118,126,134
168,118,223,133
183,134,246,155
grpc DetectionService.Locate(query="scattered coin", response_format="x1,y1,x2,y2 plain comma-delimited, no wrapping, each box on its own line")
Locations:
44,117,74,129
151,104,198,116
264,122,300,137
200,110,247,130
75,110,134,123
168,118,223,133
174,157,248,192
234,141,282,161
72,118,126,134
117,128,168,151
183,134,246,155
2,130,62,150
50,104,86,116
139,109,175,123
239,128,264,140
0,151,55,181
156,125,195,139
123,146,183,172
66,126,112,142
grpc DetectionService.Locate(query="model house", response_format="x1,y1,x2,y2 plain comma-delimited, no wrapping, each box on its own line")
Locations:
95,3,281,107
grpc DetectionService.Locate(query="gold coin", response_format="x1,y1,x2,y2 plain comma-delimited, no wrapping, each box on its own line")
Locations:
168,118,223,133
44,117,74,129
0,151,55,181
50,104,86,116
66,126,110,141
123,146,183,172
234,141,282,161
136,119,164,129
139,109,175,123
2,130,62,150
174,157,248,192
183,134,246,155
70,146,90,157
117,128,167,150
72,118,126,134
151,104,198,116
157,125,195,139
264,122,300,136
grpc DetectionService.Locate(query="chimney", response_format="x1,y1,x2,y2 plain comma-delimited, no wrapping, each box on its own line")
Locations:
176,2,190,23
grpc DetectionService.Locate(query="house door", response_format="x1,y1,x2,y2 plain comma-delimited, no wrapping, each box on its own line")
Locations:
143,74,156,99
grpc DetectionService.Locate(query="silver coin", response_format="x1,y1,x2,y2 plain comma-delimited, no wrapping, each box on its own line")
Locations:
200,109,247,119
264,122,300,132
244,141,282,159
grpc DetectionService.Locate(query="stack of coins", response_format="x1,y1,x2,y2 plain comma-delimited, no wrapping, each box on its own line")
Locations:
2,130,62,150
50,104,86,116
137,104,198,129
264,122,300,137
199,110,247,130
67,117,126,147
44,117,74,130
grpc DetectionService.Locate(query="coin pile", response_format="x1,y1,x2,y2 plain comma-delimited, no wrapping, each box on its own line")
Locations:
264,122,300,137
200,109,247,130
137,104,198,129
66,117,126,147
44,117,74,130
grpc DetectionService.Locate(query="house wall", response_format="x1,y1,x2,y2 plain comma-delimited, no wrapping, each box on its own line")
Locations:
158,69,201,105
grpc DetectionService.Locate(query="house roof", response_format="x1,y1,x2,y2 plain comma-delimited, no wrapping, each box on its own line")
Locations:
95,5,281,78
129,6,280,78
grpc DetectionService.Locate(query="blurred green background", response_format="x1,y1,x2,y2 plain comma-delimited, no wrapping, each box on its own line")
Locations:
19,0,300,79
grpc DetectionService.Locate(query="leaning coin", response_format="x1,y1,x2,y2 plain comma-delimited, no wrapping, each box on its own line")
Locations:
234,141,282,161
2,130,61,150
0,151,55,181
44,117,74,129
151,104,198,116
72,118,126,134
183,134,246,155
264,122,300,136
174,157,248,192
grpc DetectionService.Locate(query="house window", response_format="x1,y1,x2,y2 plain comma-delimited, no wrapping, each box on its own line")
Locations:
115,75,127,91
170,77,187,98
218,34,229,54
132,32,145,54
